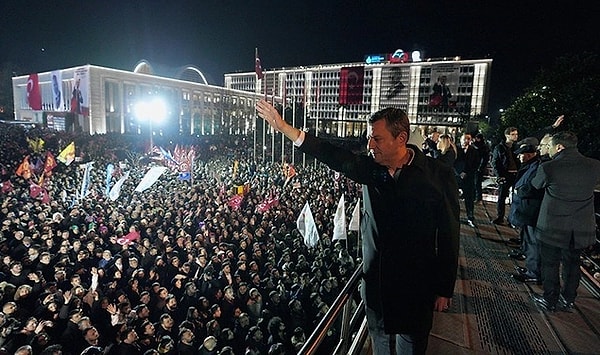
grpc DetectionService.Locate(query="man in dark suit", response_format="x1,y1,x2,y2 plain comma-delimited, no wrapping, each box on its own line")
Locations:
256,99,460,354
531,131,600,311
455,133,480,227
491,127,520,225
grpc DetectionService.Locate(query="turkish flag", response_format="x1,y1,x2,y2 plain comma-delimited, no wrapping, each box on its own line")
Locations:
26,73,42,110
339,67,364,105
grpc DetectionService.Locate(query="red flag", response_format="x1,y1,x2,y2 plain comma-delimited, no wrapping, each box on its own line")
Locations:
26,74,42,110
44,151,58,175
255,49,264,79
339,67,364,105
228,194,243,210
29,182,44,199
256,194,279,213
1,180,14,194
118,229,141,245
16,156,33,180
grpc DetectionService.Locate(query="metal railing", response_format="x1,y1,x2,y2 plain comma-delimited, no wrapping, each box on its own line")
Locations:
298,263,368,355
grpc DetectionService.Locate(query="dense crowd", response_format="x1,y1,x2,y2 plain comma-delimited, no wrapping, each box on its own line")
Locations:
0,123,362,355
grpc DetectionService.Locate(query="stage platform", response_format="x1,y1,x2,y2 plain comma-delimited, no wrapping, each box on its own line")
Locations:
425,199,600,354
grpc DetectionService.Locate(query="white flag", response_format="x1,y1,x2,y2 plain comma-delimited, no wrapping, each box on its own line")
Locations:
297,201,319,248
332,194,347,241
349,199,361,231
109,171,130,201
134,167,167,192
78,162,94,200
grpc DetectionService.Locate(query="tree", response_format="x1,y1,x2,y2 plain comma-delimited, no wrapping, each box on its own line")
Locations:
500,53,600,159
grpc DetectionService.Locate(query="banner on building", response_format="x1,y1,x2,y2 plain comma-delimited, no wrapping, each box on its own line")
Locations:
71,66,90,116
339,66,364,105
51,70,63,111
26,73,42,110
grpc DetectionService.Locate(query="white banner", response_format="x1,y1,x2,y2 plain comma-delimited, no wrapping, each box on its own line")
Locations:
109,171,130,201
134,167,167,192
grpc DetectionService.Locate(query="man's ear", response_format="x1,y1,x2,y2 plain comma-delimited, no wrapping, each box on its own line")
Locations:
397,131,408,144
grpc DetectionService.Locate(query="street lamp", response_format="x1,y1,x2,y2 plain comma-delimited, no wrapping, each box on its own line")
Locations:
134,98,167,152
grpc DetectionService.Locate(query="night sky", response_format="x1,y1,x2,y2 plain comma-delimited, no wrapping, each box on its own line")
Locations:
1,1,595,112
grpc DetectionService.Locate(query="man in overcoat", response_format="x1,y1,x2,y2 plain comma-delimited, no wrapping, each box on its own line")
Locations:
531,131,600,311
256,99,460,354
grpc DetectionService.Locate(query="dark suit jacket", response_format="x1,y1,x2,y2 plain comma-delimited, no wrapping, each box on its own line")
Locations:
299,134,460,334
508,157,543,227
531,148,600,249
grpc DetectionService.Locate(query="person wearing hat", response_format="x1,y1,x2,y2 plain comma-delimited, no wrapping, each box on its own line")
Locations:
507,139,544,283
531,131,600,311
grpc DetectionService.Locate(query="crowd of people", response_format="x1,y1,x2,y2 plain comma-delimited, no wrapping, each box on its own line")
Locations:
2,108,598,355
0,122,362,354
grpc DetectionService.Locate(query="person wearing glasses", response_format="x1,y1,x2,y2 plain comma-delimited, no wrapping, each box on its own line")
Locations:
531,131,600,312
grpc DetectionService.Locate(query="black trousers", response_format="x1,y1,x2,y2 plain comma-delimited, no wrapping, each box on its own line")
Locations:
539,240,583,305
495,173,516,220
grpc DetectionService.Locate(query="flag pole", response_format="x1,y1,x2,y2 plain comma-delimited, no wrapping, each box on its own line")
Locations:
292,71,296,165
281,72,286,165
254,48,258,162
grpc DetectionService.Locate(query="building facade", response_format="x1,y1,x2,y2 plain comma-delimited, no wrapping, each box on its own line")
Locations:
12,61,262,137
225,57,492,138
11,56,492,164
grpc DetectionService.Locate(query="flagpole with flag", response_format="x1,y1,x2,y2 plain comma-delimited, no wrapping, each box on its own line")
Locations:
332,193,347,242
281,74,286,165
57,142,76,166
291,71,296,165
349,198,361,257
254,48,263,162
297,201,319,248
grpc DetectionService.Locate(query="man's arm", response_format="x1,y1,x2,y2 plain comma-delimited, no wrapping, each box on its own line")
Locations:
531,164,548,190
256,99,302,144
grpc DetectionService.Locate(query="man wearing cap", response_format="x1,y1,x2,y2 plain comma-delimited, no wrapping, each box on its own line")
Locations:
507,139,544,283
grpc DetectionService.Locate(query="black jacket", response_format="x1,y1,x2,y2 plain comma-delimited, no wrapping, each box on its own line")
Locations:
299,135,460,334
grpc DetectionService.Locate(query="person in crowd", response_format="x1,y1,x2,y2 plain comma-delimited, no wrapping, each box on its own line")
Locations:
435,134,457,167
507,139,544,283
454,133,479,227
256,99,460,354
472,133,490,202
530,131,600,311
491,127,520,225
422,131,440,158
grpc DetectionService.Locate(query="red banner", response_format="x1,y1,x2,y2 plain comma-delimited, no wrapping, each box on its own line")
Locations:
26,73,42,110
339,67,364,105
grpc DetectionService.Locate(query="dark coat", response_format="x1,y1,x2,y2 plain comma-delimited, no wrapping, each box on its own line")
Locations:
531,148,600,249
454,145,479,190
299,135,460,334
491,142,518,177
508,157,543,227
436,148,456,168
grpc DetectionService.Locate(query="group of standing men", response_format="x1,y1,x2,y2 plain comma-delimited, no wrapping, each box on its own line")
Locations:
496,117,600,312
257,97,599,354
